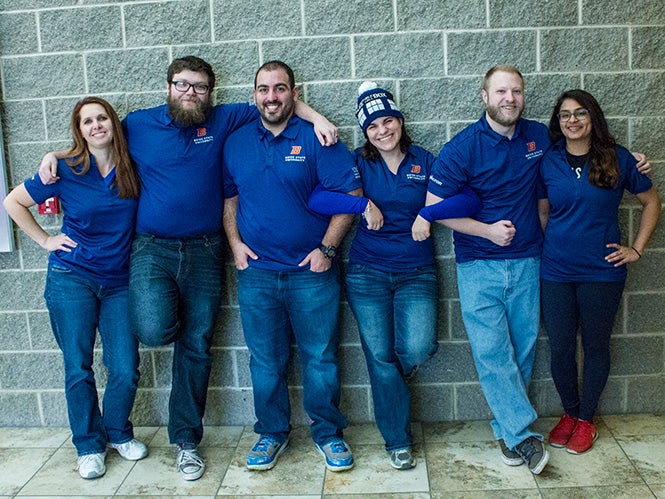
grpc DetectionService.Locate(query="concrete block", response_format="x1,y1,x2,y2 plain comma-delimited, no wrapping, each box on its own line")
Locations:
625,375,665,412
401,77,484,122
40,6,122,52
626,293,665,334
397,0,485,30
305,0,393,34
355,33,445,79
632,27,665,70
0,393,42,425
124,0,210,47
610,336,663,375
213,0,300,40
0,312,29,350
1,55,84,99
541,28,629,72
584,72,665,117
489,0,577,27
454,383,493,420
582,0,665,25
262,37,351,82
447,31,537,75
1,100,45,143
0,270,46,311
411,383,454,421
86,48,170,94
0,12,38,55
0,352,63,389
417,341,477,383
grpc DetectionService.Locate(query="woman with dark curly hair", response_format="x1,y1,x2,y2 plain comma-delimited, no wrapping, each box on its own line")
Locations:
538,89,660,454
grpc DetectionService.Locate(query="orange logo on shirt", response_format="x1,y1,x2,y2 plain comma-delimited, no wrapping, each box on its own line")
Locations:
197,128,207,137
527,141,536,152
411,165,421,174
291,146,302,155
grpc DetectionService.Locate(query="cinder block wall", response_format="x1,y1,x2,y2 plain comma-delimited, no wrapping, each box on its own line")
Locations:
1,0,664,427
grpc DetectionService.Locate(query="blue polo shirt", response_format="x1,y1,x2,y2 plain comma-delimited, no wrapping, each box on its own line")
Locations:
24,158,137,286
429,114,549,263
350,145,435,271
223,116,362,271
539,142,652,282
122,103,256,238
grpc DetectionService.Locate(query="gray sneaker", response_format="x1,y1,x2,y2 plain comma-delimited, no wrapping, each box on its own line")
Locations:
177,445,205,481
498,439,523,466
77,452,106,479
389,447,416,470
514,436,549,475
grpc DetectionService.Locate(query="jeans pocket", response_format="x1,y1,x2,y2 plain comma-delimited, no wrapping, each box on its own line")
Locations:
49,263,72,273
131,237,149,255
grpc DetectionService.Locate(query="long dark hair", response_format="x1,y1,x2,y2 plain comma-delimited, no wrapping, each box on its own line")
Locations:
548,89,619,189
360,120,413,162
65,97,140,199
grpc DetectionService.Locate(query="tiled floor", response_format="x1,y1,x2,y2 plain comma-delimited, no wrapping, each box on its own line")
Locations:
1,414,664,498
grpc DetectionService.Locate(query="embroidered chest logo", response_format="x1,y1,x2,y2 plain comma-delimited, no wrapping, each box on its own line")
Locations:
193,127,213,144
406,163,426,182
524,140,543,160
285,145,305,162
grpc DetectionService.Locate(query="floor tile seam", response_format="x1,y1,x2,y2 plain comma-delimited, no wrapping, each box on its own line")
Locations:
13,446,60,497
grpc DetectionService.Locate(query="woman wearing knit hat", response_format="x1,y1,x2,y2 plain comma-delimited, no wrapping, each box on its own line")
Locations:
308,82,480,470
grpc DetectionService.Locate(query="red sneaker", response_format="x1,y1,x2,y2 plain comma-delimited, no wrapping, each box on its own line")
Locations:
549,414,577,447
566,419,598,454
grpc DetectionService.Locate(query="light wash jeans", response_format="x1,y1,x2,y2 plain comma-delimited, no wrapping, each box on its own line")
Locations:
456,257,542,450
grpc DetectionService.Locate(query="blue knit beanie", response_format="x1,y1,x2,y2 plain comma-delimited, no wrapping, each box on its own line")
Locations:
355,81,403,135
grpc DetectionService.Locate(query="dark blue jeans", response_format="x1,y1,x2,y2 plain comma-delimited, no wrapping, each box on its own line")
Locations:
541,279,625,421
45,263,139,456
129,233,224,445
237,264,347,445
345,263,438,450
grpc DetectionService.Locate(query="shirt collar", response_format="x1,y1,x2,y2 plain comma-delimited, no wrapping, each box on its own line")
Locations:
257,114,301,140
479,112,528,145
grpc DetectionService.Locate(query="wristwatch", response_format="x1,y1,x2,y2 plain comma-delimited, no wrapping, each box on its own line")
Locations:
319,244,337,259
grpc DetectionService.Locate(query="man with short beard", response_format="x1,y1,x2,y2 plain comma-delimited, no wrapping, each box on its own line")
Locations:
417,64,551,475
39,55,340,482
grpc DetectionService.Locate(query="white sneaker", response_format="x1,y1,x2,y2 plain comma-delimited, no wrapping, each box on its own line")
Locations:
77,452,106,479
110,438,148,460
177,446,205,481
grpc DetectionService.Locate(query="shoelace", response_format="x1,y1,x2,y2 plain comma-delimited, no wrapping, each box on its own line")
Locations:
177,449,203,468
517,438,537,460
327,440,348,453
252,437,276,452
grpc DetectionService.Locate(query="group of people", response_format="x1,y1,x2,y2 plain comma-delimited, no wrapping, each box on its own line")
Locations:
3,57,659,481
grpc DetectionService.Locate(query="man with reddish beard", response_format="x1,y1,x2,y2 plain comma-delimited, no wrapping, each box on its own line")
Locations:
39,55,339,481
222,61,362,472
417,64,551,475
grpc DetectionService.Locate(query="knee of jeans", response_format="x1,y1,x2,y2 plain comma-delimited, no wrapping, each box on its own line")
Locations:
107,366,140,389
133,318,178,346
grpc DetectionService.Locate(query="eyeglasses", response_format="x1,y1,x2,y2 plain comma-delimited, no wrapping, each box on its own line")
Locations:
169,80,210,95
558,109,590,121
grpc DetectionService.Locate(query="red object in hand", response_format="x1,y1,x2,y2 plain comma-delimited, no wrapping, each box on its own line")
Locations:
38,196,60,215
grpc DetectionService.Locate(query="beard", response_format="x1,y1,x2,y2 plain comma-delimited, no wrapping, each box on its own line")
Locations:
258,99,295,128
485,103,523,127
167,95,211,127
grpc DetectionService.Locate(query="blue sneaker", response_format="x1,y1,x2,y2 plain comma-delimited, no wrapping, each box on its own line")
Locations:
246,435,289,470
316,438,354,471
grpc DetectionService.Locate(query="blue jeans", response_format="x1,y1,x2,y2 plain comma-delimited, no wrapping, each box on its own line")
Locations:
345,264,439,451
44,263,139,456
237,264,347,445
541,279,625,421
129,233,224,445
456,257,541,450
